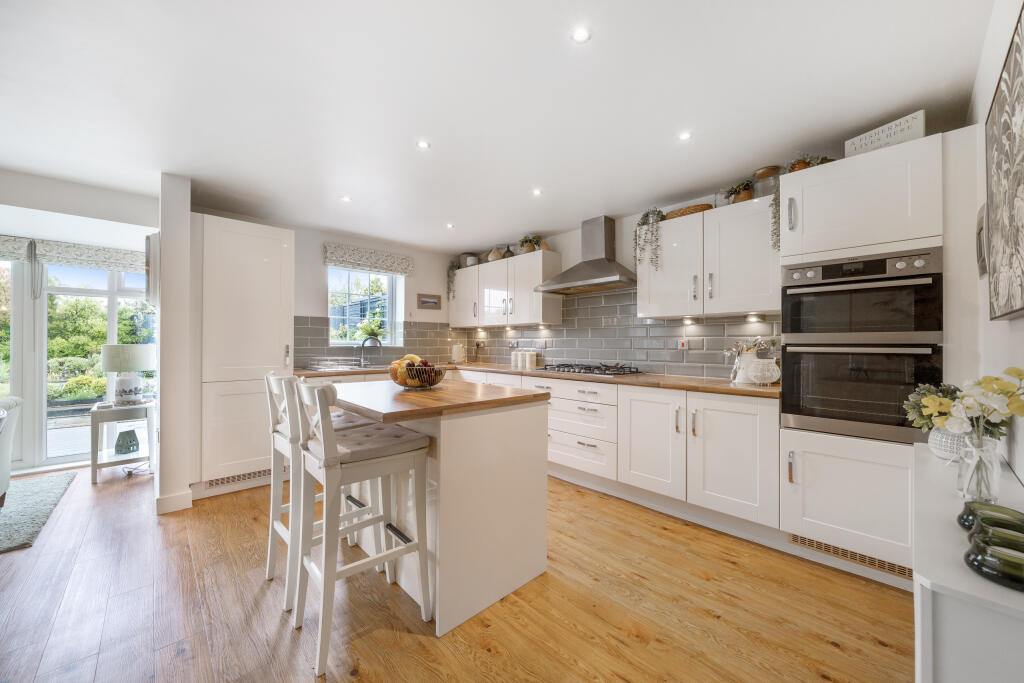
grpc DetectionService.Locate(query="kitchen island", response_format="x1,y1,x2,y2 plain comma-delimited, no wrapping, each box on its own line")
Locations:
332,378,550,636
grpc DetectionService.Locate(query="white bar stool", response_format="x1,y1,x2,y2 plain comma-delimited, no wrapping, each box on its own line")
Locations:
292,382,432,677
264,374,374,611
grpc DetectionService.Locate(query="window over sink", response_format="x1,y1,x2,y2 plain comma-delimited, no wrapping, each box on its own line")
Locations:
327,266,403,346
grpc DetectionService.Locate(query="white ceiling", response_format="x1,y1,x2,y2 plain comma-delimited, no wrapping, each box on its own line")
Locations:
0,0,994,251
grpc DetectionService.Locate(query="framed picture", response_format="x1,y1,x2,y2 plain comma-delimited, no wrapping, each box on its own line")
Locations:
986,2,1024,320
417,293,442,310
978,203,988,277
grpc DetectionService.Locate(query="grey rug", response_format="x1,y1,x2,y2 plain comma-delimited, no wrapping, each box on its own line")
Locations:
0,471,76,553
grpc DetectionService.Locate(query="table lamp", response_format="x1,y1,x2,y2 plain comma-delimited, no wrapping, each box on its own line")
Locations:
100,344,157,405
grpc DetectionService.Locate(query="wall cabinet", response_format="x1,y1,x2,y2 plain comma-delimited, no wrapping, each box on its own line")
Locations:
451,266,479,328
201,214,294,481
779,429,913,566
686,394,779,527
780,134,942,258
616,386,686,499
636,199,778,318
450,251,562,328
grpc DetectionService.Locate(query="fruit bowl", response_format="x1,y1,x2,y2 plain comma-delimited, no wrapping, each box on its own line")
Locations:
389,355,446,390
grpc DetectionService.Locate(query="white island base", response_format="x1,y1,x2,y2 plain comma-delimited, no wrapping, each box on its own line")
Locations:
349,401,548,636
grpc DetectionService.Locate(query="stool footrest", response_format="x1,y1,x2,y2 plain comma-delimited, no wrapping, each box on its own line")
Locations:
385,523,413,545
272,520,288,541
345,494,367,509
334,542,418,581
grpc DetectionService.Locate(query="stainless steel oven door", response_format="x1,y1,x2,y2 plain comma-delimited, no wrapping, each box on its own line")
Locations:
781,345,942,443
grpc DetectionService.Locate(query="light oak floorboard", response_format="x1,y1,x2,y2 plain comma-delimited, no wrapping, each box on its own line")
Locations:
0,467,913,681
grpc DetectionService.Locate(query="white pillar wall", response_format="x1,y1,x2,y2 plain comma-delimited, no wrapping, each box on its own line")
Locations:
156,173,196,513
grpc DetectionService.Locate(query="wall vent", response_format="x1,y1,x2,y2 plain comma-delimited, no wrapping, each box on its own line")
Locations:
789,534,913,580
206,468,273,488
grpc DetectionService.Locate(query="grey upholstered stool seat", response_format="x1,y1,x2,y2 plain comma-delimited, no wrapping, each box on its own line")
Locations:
308,423,430,467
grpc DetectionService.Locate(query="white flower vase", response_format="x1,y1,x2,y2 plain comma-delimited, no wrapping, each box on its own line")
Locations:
927,427,966,461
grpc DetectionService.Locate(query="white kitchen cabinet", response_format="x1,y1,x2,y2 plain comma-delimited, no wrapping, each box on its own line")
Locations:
780,429,913,567
202,215,294,382
703,198,780,315
522,377,617,405
548,397,617,443
509,250,562,326
448,369,486,383
780,134,942,258
616,386,686,499
485,372,522,388
686,394,779,527
201,380,272,480
478,259,509,326
547,429,617,480
450,266,479,328
637,213,703,318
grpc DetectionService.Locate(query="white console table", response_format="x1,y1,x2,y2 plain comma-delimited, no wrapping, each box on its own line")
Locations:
89,402,156,484
913,443,1024,681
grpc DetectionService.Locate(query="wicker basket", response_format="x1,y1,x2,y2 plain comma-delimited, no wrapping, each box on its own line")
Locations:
664,203,713,220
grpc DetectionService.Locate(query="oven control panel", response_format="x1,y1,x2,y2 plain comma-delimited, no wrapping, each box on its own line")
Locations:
784,249,942,285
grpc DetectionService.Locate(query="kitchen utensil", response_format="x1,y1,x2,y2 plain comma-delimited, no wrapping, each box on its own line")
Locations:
389,364,446,390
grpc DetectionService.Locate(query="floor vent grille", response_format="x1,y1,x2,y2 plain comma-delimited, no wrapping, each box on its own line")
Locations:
206,469,272,488
789,534,913,579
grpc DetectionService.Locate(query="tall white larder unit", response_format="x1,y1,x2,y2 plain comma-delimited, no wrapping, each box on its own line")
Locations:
201,215,294,480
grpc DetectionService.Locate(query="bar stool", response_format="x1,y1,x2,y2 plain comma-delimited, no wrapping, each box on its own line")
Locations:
292,381,432,677
264,374,374,611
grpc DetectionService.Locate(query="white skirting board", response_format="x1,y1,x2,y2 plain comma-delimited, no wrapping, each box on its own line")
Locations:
156,488,193,514
548,463,912,591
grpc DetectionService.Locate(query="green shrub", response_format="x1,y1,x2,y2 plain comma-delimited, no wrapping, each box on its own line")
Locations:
60,375,107,400
46,383,63,401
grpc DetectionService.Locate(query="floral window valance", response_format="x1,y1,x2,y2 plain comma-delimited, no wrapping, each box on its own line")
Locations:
34,239,146,273
323,241,415,276
0,235,30,262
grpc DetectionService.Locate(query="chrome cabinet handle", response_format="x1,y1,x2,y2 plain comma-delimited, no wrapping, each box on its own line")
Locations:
577,406,600,413
788,451,795,483
675,406,680,433
576,440,598,448
707,273,713,299
502,298,508,315
691,275,698,301
787,197,797,231
690,409,697,437
509,297,513,315
284,344,290,366
535,384,552,390
473,301,477,317
787,346,933,355
577,389,599,395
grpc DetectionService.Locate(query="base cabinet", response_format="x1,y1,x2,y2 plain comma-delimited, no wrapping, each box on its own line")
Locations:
616,386,686,499
201,380,272,480
687,394,779,527
485,373,522,388
547,429,617,480
780,429,913,566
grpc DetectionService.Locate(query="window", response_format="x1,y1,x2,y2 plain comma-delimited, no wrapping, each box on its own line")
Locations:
327,267,401,345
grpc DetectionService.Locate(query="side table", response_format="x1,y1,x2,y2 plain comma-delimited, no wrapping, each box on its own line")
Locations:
90,401,156,484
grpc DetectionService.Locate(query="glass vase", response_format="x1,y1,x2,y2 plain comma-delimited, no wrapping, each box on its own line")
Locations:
956,436,1001,503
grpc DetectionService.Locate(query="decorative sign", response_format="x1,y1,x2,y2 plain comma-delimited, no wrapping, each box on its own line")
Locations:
417,293,442,310
844,110,925,157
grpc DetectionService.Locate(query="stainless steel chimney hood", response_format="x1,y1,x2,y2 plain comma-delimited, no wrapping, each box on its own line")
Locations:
534,216,636,295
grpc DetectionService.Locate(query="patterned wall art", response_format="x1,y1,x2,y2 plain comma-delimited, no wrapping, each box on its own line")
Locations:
986,3,1024,320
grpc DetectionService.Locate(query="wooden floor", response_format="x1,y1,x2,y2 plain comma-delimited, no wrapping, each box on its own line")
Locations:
0,466,914,682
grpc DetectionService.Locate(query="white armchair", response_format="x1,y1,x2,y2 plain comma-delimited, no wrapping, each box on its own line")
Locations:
0,396,23,508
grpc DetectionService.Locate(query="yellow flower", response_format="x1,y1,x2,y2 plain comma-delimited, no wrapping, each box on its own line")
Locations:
933,415,949,429
981,376,1003,392
1006,366,1024,380
921,395,953,417
992,379,1019,393
1010,396,1024,417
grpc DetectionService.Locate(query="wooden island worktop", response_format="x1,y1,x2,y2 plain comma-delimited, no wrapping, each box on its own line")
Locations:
332,378,549,423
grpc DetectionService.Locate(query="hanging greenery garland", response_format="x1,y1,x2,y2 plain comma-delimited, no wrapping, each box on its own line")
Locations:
635,208,664,270
769,188,781,251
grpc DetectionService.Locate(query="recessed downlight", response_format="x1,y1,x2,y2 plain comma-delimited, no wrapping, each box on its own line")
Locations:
339,195,352,203
532,187,543,197
571,26,591,43
417,139,431,150
446,223,455,230
678,131,692,142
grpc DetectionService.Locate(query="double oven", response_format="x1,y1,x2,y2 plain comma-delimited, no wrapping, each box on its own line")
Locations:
780,249,942,443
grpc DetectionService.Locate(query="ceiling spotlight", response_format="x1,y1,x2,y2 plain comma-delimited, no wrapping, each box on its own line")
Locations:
683,318,695,326
532,187,543,197
417,139,431,150
339,196,351,203
446,223,455,230
746,313,763,322
571,26,591,43
678,131,692,142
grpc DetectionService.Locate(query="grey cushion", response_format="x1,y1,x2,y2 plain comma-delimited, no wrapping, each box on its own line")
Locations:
318,423,430,467
275,409,374,439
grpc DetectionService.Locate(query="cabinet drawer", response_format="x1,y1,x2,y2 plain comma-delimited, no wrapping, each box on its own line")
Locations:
547,429,617,480
548,398,617,443
485,372,523,388
522,377,617,404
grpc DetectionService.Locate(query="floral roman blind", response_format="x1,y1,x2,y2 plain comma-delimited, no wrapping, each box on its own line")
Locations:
33,238,146,273
323,241,415,276
0,235,31,262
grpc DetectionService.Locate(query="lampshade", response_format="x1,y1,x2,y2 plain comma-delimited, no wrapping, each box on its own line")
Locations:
101,344,157,373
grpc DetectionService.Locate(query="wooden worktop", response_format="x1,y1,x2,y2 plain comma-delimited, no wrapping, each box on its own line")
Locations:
332,378,550,423
296,362,779,399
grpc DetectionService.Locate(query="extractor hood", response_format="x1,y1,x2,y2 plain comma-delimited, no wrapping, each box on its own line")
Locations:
534,216,637,295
